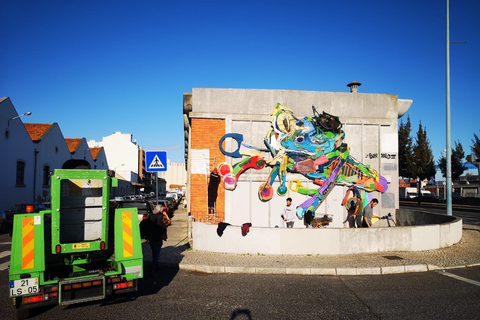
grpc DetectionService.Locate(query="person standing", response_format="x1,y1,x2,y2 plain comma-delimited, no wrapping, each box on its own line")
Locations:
353,195,364,228
362,198,380,228
281,198,295,228
346,196,360,228
140,205,170,276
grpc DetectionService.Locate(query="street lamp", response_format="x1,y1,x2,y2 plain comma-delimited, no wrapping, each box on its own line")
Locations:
5,112,32,139
114,164,125,172
7,112,32,128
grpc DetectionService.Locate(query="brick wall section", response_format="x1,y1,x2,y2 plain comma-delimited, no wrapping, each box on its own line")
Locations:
190,118,225,223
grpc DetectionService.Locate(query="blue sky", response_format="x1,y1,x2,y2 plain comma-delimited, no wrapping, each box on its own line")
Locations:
1,0,479,168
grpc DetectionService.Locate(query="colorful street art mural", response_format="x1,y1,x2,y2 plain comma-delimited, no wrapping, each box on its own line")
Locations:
215,103,388,221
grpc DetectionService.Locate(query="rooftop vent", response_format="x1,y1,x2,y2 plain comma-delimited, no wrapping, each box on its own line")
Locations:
347,81,362,93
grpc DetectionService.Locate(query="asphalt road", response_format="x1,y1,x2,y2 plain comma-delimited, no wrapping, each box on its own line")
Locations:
1,226,479,320
399,202,480,226
1,205,479,320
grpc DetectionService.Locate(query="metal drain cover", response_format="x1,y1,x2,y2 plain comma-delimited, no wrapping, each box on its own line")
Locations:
382,255,404,260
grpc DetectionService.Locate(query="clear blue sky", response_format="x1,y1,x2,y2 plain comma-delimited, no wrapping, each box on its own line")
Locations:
1,0,479,166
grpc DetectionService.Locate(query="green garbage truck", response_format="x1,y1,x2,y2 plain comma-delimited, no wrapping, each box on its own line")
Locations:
9,169,143,319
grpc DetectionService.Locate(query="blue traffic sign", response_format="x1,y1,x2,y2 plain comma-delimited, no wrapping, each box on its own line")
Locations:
145,151,167,172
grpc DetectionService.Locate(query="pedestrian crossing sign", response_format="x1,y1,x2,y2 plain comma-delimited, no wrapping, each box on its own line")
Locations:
145,151,167,172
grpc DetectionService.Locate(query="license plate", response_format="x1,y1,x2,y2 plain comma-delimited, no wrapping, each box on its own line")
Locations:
10,278,39,297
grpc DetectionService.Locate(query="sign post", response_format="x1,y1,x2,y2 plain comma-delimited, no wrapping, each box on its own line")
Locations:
145,151,168,203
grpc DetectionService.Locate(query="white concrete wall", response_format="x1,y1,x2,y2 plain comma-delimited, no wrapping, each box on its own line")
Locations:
193,216,462,255
0,97,35,209
189,88,406,227
162,160,186,190
89,131,140,183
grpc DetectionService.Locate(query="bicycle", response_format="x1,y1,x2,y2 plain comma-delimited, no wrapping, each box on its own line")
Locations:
379,213,396,227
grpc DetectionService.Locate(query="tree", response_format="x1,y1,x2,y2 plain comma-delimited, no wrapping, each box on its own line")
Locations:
472,131,480,162
438,141,466,181
407,122,436,201
398,116,414,179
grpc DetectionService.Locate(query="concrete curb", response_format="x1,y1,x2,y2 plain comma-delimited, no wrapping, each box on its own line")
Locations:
160,261,475,276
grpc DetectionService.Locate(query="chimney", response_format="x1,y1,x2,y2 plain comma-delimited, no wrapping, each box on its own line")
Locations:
347,81,361,93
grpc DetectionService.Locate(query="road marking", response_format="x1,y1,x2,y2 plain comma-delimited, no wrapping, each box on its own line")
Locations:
0,261,9,271
0,242,12,245
437,270,480,287
0,250,11,259
0,250,11,271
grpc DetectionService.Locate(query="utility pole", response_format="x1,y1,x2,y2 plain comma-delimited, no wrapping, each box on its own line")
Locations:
445,0,452,216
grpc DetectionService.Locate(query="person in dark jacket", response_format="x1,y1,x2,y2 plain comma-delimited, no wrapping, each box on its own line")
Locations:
140,205,169,276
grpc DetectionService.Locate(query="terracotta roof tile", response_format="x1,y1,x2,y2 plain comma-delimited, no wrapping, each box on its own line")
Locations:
24,123,53,142
90,147,102,160
65,138,83,153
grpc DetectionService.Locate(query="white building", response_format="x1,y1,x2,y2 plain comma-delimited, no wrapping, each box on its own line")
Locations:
1,97,110,209
184,86,412,227
88,132,141,183
1,97,35,207
161,160,186,191
88,131,165,196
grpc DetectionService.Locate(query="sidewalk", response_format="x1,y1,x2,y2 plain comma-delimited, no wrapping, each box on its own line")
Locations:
150,206,480,276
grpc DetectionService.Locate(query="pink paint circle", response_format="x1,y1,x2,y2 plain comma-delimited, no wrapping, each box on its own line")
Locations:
223,174,237,190
258,183,273,201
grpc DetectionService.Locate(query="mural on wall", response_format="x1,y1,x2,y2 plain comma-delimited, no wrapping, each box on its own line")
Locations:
215,103,388,220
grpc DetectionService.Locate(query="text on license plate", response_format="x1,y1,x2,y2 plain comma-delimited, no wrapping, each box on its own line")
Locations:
10,278,39,297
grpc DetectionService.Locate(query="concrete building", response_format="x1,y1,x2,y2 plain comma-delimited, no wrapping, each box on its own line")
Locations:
88,132,164,195
89,132,141,183
1,97,35,208
161,160,186,191
1,97,110,209
2,97,166,210
183,86,412,227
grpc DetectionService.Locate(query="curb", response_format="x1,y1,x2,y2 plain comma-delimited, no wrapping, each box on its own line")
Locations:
158,262,479,276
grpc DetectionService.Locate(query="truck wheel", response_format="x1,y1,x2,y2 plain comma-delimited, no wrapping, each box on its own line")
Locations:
15,308,29,320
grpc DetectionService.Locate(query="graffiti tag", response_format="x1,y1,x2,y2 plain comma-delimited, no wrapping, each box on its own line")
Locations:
365,153,396,160
381,153,396,159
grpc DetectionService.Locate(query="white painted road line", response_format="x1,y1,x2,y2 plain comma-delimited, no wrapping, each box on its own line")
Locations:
437,270,480,287
0,250,11,271
0,261,10,271
0,250,11,259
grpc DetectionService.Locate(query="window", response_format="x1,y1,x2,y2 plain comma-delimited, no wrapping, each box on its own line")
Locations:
16,161,26,186
43,165,50,187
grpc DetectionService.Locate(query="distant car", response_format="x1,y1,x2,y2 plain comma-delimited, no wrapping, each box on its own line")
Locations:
114,200,155,223
0,210,6,233
150,199,174,218
163,196,178,210
166,192,180,203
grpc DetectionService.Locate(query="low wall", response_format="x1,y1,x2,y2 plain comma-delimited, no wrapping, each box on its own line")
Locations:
396,208,460,226
192,209,463,255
